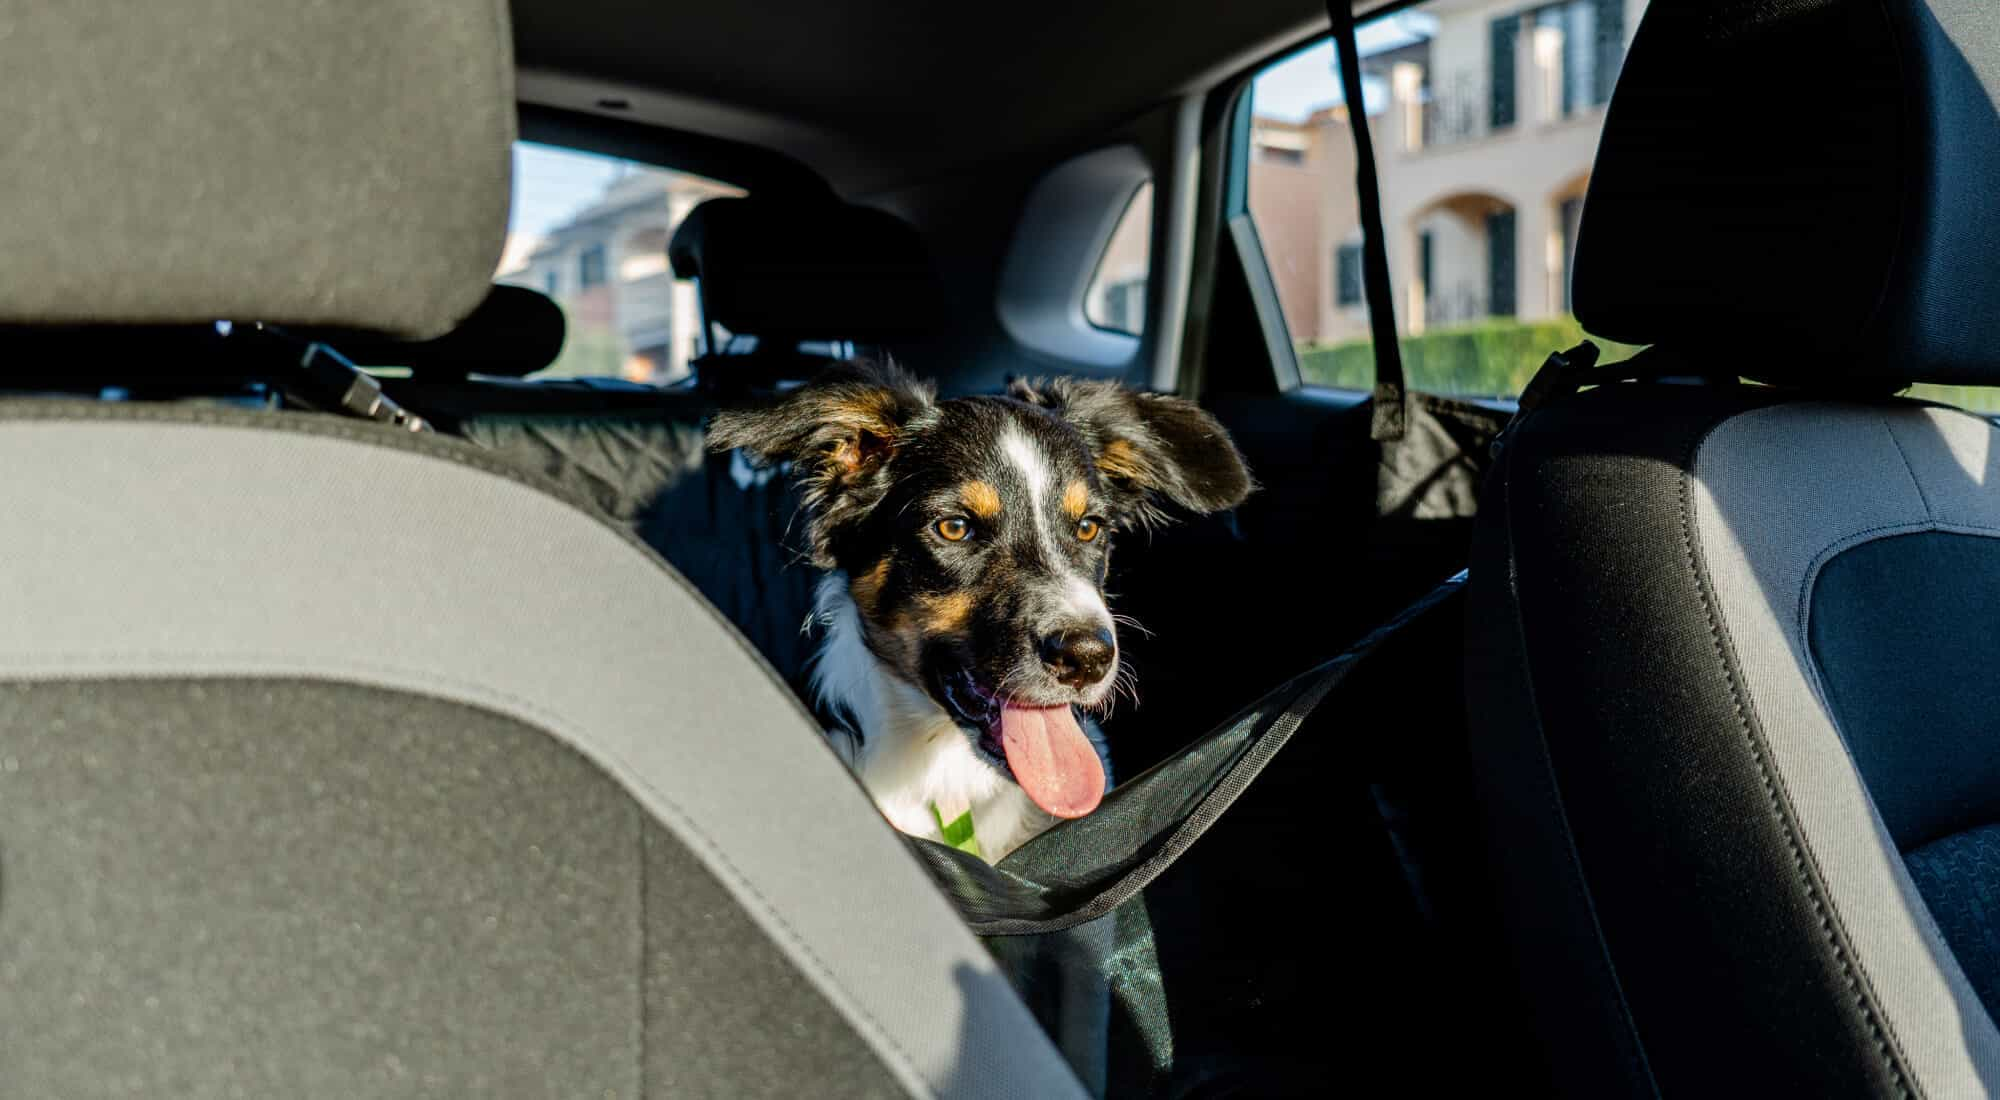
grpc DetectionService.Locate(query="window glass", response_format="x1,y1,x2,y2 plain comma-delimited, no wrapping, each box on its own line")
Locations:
496,142,742,383
1242,1,1643,397
1084,183,1152,336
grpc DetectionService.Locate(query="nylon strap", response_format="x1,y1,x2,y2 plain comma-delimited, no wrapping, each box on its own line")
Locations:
1327,1,1408,442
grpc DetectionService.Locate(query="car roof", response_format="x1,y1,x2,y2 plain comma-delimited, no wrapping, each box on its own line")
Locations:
511,0,1358,194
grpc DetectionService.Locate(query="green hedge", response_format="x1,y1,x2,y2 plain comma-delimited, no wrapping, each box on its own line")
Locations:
1297,317,1643,397
1300,318,2000,413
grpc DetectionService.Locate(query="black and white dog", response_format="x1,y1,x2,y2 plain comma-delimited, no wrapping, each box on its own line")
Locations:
711,363,1252,860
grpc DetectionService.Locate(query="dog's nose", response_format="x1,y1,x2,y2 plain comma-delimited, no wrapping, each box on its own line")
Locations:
1038,627,1116,689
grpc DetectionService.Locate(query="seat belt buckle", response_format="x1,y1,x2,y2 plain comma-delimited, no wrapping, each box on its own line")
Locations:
1492,341,1599,458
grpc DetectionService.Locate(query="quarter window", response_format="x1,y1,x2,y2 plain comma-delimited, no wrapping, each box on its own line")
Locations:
1084,183,1153,336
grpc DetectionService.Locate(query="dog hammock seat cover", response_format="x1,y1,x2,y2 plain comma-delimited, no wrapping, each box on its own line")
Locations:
907,574,1466,1098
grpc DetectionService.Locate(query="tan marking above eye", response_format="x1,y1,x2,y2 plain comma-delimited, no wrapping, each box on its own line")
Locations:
961,480,1002,519
1075,516,1102,543
1062,480,1090,520
936,516,972,542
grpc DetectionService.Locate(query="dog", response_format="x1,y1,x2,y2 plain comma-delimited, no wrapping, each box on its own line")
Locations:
710,363,1252,860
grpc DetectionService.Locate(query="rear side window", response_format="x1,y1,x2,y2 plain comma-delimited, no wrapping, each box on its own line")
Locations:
1085,183,1153,336
498,143,741,382
1239,1,1642,398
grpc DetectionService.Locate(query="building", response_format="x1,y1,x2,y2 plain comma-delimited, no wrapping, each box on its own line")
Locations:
1251,0,1645,349
500,168,737,382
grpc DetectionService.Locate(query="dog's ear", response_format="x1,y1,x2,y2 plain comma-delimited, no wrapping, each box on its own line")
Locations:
710,361,935,566
710,361,935,484
1010,377,1253,525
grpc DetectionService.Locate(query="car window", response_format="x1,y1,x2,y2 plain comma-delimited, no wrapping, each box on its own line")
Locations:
1242,1,1644,398
1084,182,1152,336
497,142,742,382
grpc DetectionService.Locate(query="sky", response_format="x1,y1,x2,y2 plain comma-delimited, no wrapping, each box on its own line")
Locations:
1250,13,1436,123
503,13,1439,264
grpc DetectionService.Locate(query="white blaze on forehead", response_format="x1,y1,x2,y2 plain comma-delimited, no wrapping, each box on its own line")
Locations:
1000,423,1051,517
1004,420,1112,633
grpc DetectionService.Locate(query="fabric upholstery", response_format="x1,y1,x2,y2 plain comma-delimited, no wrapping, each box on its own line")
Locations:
1809,532,2000,850
0,679,900,1098
0,0,512,336
1573,0,2000,386
0,400,1084,1100
1689,401,2000,1094
668,196,940,343
1467,385,2000,1098
1907,826,2000,1023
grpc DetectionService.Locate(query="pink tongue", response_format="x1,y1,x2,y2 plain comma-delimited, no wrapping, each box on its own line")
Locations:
997,704,1106,819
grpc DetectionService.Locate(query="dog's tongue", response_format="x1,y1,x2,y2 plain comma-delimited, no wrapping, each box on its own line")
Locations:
998,704,1105,819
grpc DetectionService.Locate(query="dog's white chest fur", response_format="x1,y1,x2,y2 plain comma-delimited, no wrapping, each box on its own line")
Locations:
809,574,1082,861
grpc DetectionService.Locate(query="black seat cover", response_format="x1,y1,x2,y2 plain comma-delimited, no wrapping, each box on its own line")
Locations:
1468,2,2000,1096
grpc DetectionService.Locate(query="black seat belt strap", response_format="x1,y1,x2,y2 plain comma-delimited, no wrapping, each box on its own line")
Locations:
1327,1,1407,442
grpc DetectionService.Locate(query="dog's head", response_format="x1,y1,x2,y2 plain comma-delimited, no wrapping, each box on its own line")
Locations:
710,362,1252,819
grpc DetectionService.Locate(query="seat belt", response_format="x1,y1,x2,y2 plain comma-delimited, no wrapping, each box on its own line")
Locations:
1326,0,1407,443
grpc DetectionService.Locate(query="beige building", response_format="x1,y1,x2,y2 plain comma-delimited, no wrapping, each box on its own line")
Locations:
1249,0,1645,348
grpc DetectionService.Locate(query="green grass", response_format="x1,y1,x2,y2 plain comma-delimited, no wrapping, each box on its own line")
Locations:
1297,316,1644,397
1299,317,2000,414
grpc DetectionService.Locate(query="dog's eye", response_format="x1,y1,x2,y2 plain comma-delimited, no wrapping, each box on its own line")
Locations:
1075,517,1103,543
936,516,973,542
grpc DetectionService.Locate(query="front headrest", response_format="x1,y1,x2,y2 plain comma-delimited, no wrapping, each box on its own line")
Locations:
1574,0,2000,387
0,1,513,339
315,286,566,378
668,197,939,343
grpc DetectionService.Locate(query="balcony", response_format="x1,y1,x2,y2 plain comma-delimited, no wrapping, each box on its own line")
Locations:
1391,20,1615,155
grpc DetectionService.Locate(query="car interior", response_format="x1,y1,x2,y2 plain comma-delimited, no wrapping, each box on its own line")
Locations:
5,0,2000,1096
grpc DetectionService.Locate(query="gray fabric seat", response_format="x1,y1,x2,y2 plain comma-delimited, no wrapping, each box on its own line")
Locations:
1466,2,2000,1096
0,3,1082,1097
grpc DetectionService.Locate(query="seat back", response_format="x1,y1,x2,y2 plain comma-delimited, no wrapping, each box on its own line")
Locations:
0,4,1080,1096
1468,2,2000,1095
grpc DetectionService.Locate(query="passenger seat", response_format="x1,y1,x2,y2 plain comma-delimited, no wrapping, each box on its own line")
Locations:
1467,2,2000,1095
0,3,1081,1097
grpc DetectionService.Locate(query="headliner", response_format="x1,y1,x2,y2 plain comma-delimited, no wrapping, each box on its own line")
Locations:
512,0,1373,194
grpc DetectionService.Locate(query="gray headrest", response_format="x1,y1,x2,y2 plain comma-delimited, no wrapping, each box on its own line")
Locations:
668,196,939,343
1574,0,2000,387
0,1,514,339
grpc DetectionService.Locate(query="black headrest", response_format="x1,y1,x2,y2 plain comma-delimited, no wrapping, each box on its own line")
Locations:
668,197,939,343
1574,0,2000,387
313,286,566,379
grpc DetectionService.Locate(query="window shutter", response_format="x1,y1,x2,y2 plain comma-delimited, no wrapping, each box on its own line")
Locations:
1594,0,1625,105
1486,209,1517,318
1335,244,1364,307
1490,17,1518,131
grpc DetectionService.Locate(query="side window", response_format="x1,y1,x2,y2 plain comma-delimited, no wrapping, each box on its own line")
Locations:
1084,183,1152,336
497,143,742,383
1241,1,1644,398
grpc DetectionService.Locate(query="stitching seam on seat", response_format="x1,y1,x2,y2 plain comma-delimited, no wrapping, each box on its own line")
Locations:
1686,421,1918,1099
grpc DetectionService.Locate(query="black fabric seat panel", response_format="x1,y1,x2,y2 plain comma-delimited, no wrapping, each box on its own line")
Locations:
1809,531,2000,851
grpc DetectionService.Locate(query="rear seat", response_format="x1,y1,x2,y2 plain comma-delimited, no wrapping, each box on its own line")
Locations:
377,196,940,707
